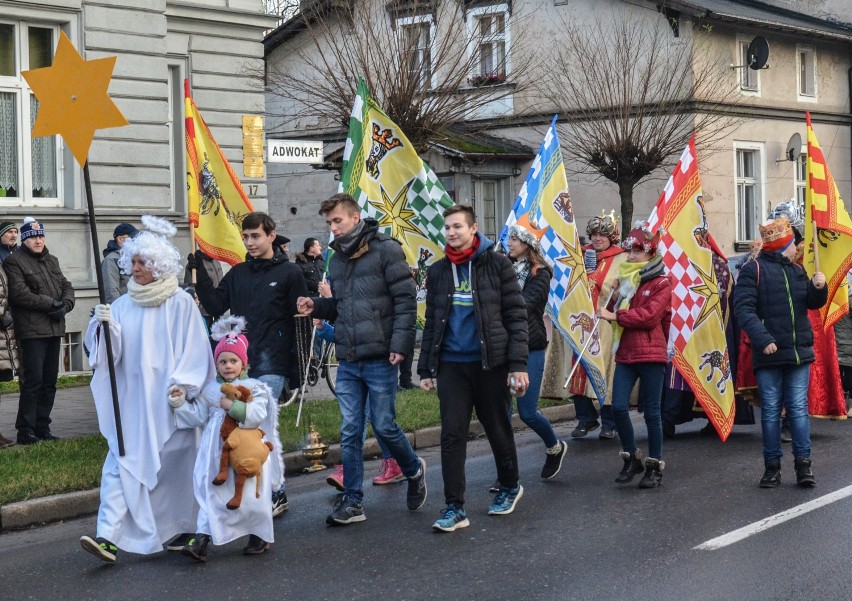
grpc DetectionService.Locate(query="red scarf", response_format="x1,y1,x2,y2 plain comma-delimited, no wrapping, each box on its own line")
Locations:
445,235,480,265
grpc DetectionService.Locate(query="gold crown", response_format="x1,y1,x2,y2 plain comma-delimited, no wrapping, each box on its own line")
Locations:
758,218,792,243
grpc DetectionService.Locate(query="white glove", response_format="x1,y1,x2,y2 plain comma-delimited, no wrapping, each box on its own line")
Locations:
168,384,187,409
94,304,111,324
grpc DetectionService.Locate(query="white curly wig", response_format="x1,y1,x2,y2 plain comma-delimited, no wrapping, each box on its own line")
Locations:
118,215,182,280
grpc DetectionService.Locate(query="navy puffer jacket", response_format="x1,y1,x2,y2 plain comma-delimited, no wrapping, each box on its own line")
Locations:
733,251,827,370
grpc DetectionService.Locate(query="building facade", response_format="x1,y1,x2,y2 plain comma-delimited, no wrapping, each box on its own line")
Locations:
1,0,276,371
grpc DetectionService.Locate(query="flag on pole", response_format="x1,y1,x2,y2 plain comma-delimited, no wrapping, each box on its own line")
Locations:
185,79,254,266
646,136,735,440
502,117,607,401
804,112,852,330
339,78,454,326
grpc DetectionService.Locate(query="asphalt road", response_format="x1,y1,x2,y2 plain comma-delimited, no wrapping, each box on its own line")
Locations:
4,413,852,601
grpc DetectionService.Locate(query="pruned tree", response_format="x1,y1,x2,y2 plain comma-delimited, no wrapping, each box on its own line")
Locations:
264,0,539,152
545,12,741,233
265,0,300,19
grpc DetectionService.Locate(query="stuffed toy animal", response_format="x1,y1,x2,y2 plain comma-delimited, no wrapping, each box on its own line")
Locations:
213,382,274,510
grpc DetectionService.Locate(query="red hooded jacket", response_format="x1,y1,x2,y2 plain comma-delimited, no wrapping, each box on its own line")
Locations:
612,273,672,364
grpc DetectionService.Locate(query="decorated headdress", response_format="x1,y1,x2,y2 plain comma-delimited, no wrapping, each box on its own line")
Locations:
507,224,540,251
586,210,620,245
211,316,249,366
768,200,804,234
118,215,181,280
758,217,795,253
622,220,660,254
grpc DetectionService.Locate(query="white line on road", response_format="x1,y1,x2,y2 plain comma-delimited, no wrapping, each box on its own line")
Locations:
694,484,852,551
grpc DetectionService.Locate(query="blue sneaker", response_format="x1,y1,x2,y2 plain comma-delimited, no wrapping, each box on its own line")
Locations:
432,504,470,532
488,484,524,515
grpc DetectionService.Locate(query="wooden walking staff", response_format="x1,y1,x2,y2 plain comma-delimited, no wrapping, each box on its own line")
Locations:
563,289,616,389
22,32,130,455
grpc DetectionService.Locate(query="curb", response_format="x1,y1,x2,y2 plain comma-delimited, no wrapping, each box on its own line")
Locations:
0,403,576,531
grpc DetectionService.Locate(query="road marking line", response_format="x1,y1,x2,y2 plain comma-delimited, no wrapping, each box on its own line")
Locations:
694,484,852,551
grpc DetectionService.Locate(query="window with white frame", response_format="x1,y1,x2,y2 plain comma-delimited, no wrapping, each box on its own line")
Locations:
738,40,759,93
398,15,433,89
469,4,510,85
735,146,763,241
797,45,816,99
794,151,807,206
0,21,63,205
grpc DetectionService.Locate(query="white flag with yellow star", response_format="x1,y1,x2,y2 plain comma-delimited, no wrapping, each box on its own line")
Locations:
339,79,454,327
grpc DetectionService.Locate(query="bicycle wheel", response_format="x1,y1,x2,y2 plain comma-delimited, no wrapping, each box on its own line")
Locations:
279,385,300,407
323,343,338,397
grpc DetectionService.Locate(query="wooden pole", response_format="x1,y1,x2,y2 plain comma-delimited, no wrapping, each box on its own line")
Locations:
83,163,125,456
812,221,820,273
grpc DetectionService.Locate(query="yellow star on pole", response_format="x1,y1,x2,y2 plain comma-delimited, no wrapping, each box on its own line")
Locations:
21,31,128,167
690,260,723,329
369,181,423,242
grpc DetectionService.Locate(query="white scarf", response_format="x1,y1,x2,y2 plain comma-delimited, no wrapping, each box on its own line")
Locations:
127,275,179,307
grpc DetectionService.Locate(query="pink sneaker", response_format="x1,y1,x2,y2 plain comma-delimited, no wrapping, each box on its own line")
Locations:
326,464,344,491
372,458,404,485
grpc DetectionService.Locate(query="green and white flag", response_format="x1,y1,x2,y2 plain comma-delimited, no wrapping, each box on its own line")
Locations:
339,78,454,326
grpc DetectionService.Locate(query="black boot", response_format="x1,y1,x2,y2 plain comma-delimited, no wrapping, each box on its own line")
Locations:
243,534,270,555
759,459,781,488
794,457,815,488
615,449,644,484
181,533,210,562
638,458,664,489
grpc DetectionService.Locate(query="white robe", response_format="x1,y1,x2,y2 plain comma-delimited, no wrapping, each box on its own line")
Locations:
85,288,214,555
175,378,281,545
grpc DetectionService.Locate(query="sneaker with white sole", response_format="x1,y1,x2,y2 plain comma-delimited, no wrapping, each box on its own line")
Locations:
406,457,427,511
80,535,118,563
326,496,366,526
272,487,289,517
165,532,194,551
488,485,524,515
541,441,568,480
432,504,470,532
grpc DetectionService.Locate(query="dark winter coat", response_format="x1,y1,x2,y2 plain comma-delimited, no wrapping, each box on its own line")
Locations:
312,219,416,362
0,244,16,264
0,267,18,377
194,247,308,378
417,234,528,377
101,240,129,304
3,245,75,339
295,252,324,294
519,262,551,352
733,251,827,370
835,312,852,367
612,260,672,364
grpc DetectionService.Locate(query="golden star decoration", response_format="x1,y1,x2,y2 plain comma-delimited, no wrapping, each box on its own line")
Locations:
554,233,587,300
368,181,423,242
689,260,723,329
21,31,128,167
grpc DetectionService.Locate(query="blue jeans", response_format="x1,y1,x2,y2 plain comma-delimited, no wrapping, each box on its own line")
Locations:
515,350,558,448
611,362,664,459
573,395,616,429
756,364,811,461
257,374,287,491
336,359,420,503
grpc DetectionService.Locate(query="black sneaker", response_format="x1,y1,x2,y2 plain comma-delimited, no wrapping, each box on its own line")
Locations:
35,430,59,441
326,496,366,525
166,532,195,551
615,450,644,484
80,535,118,563
243,534,271,555
16,432,40,445
759,459,781,488
407,457,428,510
272,487,289,517
794,457,815,488
487,479,500,493
571,421,599,438
181,533,210,562
598,426,617,440
541,441,568,480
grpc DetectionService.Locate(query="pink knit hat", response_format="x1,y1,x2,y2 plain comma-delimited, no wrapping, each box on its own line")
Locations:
211,316,249,366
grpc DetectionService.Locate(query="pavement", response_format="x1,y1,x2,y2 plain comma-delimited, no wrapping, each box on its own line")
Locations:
0,383,576,530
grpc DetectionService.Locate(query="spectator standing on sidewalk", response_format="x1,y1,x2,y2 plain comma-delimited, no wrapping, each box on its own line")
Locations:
295,237,324,294
734,217,827,488
0,263,18,448
0,222,18,263
101,223,138,304
418,204,528,533
4,217,74,445
297,193,427,526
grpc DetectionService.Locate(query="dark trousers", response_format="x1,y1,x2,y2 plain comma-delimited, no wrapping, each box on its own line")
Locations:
398,351,414,386
16,337,61,435
437,361,519,507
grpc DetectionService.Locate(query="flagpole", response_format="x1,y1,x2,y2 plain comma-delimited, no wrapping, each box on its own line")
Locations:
562,289,615,389
189,222,197,285
812,221,820,273
83,163,125,456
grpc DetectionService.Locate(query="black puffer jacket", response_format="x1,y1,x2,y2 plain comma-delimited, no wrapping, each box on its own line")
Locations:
295,252,324,294
733,251,827,370
3,245,75,339
312,219,416,362
194,248,308,378
518,261,551,352
418,235,528,377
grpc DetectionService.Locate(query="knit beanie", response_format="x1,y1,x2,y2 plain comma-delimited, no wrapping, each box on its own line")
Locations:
113,223,138,239
19,217,44,241
211,316,249,366
0,222,17,237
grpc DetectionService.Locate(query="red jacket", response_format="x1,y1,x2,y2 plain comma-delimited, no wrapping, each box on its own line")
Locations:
613,275,672,364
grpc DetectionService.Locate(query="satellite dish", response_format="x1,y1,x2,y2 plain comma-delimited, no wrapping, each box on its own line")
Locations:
747,36,770,70
785,132,802,162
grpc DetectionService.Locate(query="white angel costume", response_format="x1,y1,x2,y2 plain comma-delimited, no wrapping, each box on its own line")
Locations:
86,281,214,555
174,378,281,544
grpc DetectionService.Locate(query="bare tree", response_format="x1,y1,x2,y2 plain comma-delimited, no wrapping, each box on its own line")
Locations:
545,12,741,233
264,0,539,152
265,0,300,18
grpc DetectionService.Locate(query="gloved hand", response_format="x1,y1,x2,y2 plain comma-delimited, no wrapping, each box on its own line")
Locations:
47,300,67,321
0,312,12,330
168,384,187,409
94,304,111,324
186,252,197,272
